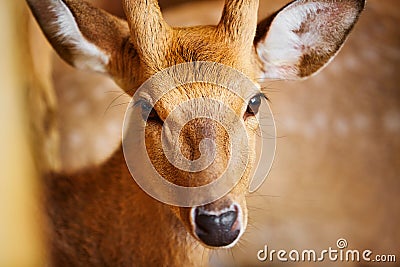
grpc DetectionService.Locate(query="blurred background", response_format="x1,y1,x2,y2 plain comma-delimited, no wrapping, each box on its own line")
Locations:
0,0,399,266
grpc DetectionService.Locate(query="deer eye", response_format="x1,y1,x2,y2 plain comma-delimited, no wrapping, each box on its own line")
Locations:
135,100,161,122
245,94,263,118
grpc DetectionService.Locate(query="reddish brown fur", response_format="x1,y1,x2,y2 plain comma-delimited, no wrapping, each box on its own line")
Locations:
26,0,367,266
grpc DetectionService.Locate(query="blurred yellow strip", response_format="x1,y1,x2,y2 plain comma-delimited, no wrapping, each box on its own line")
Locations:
0,1,44,266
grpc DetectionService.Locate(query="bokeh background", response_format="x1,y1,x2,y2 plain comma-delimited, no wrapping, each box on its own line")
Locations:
0,0,399,266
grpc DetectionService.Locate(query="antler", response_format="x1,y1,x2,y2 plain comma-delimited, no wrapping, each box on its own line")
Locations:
218,0,259,48
123,0,171,68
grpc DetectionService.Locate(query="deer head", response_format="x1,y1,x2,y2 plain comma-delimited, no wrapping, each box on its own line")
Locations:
27,0,365,249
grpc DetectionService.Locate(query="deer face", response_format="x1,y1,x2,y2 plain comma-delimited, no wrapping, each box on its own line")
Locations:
27,0,364,248
136,81,259,247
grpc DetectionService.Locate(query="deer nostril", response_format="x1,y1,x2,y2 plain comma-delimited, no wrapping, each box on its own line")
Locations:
194,205,241,247
196,211,237,233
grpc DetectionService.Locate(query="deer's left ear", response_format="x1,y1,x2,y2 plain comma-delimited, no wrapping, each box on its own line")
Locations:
26,0,130,74
254,0,365,80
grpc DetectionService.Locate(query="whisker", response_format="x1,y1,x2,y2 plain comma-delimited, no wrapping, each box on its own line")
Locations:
103,92,131,116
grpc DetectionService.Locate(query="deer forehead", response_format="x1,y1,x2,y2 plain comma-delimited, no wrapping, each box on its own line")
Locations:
171,27,254,67
153,83,247,121
131,26,257,79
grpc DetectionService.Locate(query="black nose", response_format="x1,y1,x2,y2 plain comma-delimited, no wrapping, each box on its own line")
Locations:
194,206,240,247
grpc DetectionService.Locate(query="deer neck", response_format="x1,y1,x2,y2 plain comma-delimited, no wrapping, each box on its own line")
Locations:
46,146,209,266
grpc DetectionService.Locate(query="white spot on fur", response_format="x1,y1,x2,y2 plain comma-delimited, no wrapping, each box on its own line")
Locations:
353,114,370,130
282,116,298,132
94,136,108,153
68,131,83,147
63,87,77,102
383,111,400,132
344,56,359,70
303,123,316,139
363,50,379,63
74,101,89,115
50,0,109,72
313,112,327,129
334,118,349,136
106,121,121,135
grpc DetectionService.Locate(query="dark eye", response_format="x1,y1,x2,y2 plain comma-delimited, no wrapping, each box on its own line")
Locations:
136,100,161,122
245,94,262,118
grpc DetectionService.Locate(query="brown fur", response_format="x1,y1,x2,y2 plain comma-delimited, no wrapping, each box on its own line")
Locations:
26,0,365,266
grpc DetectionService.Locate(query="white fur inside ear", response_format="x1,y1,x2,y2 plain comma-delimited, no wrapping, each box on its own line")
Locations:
256,1,359,80
50,0,109,72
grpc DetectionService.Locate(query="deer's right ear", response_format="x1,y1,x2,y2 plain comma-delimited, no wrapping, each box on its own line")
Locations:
254,0,365,80
26,0,130,74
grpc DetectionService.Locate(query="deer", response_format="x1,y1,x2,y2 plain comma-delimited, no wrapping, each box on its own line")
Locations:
26,0,365,266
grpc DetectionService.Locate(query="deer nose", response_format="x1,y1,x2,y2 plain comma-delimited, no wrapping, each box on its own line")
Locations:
193,204,241,247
